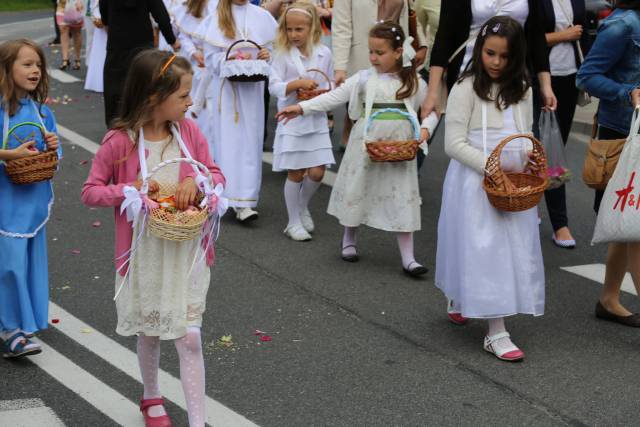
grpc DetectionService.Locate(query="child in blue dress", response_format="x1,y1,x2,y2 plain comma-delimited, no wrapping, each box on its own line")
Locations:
0,39,60,359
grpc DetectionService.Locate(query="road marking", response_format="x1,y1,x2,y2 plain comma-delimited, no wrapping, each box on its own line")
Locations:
49,302,258,427
58,124,338,187
48,69,81,84
561,263,636,295
0,18,51,31
29,341,144,426
0,399,65,427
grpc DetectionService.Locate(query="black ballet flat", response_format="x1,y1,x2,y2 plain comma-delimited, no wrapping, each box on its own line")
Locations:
341,244,359,262
403,261,429,278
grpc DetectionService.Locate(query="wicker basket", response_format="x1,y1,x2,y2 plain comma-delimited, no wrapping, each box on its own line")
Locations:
364,108,421,162
145,158,212,242
483,134,548,212
3,121,58,185
296,68,332,101
223,39,269,83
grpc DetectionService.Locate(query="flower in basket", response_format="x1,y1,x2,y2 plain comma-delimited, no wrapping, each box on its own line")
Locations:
546,166,572,188
232,50,252,61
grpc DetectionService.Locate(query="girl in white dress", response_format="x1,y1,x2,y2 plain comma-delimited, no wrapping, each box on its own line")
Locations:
84,0,106,93
200,0,277,222
277,22,438,275
82,50,225,426
270,2,335,241
435,16,545,362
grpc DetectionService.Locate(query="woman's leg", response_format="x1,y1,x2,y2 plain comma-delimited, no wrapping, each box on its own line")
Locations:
59,25,70,64
174,327,206,427
72,27,83,64
600,243,632,316
628,243,640,296
137,335,165,416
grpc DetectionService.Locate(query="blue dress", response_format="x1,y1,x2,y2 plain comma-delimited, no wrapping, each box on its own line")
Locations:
0,98,60,335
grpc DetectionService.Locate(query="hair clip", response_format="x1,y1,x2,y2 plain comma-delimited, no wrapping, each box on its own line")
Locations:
492,23,501,33
396,36,401,40
482,25,488,37
391,27,396,32
159,54,177,76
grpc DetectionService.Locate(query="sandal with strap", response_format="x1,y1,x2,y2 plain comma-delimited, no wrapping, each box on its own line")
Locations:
73,59,81,70
59,59,69,71
341,244,358,262
140,397,172,427
483,332,524,362
2,332,42,359
403,261,429,277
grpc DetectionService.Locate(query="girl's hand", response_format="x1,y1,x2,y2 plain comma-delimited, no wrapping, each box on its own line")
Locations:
175,176,198,211
275,105,303,124
257,48,271,61
419,129,430,143
334,70,347,87
297,79,318,91
1,141,40,160
540,84,558,111
192,51,205,68
132,179,159,194
44,132,59,151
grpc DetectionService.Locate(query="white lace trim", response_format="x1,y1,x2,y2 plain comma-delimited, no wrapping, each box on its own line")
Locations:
220,59,270,79
0,183,54,239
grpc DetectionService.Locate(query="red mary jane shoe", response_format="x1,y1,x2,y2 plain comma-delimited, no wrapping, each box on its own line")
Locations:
140,397,172,427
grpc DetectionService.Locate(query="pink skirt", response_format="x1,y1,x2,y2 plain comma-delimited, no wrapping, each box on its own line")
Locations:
56,14,84,29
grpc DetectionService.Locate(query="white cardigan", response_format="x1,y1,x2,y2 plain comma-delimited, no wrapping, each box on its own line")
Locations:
444,77,534,174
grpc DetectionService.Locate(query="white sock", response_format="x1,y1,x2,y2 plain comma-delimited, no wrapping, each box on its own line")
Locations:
299,176,321,212
396,232,420,269
137,335,166,417
342,226,357,256
486,318,518,354
284,179,303,227
174,327,206,427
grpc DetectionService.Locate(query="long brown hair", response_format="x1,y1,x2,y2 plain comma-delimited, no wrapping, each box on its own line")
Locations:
217,0,237,40
368,22,418,100
0,39,49,117
186,0,207,18
459,16,530,110
275,2,322,53
110,49,192,159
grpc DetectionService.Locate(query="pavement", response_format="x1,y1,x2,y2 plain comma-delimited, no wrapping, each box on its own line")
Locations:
1,12,640,427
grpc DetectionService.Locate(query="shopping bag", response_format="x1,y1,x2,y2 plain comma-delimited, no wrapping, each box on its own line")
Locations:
539,111,570,189
63,0,84,25
592,108,640,244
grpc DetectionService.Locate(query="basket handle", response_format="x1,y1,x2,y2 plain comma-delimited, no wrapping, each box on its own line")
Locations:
225,39,262,60
304,68,332,90
484,133,547,190
143,157,213,191
364,108,421,141
2,121,46,150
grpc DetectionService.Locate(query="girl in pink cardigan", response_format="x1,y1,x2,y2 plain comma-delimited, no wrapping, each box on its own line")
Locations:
82,50,224,427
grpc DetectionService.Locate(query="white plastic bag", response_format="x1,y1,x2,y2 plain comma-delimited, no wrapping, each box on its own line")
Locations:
63,0,84,25
592,108,640,244
539,111,571,189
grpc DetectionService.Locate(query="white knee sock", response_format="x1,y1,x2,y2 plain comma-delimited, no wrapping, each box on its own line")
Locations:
396,232,420,269
137,335,166,417
174,327,206,427
342,226,358,256
284,179,303,227
486,317,518,353
299,176,321,212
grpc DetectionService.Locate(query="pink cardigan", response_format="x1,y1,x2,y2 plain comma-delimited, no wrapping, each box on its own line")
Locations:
81,119,225,275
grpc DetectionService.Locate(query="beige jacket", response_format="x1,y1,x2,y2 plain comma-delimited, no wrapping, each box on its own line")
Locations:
411,0,439,69
444,77,534,174
332,0,426,76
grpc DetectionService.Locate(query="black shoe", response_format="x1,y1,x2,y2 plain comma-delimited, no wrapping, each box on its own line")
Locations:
403,261,428,277
59,60,69,71
595,301,640,327
48,39,60,47
341,244,358,262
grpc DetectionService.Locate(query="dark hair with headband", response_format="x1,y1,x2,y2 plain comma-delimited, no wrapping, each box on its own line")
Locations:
110,49,192,159
459,15,530,110
369,21,418,100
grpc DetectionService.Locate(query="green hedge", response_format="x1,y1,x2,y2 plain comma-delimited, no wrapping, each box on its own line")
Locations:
0,0,53,12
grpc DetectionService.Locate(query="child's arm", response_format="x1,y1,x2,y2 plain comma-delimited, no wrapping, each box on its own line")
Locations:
0,141,40,161
81,139,133,208
444,81,486,174
268,55,317,97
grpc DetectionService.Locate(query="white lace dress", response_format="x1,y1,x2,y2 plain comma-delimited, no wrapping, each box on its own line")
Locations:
115,136,210,340
327,74,422,232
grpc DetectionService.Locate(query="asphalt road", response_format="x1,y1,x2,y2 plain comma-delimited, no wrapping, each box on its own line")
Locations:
2,11,640,427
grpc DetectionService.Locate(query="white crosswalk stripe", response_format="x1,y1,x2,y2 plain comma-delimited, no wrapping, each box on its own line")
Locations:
562,263,636,295
0,399,65,427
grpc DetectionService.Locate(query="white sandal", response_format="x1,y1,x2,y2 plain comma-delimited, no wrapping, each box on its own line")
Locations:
483,332,525,362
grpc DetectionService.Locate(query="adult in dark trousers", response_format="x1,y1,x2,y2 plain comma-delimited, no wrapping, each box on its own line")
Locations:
576,0,640,327
50,0,61,46
100,0,179,127
533,0,589,249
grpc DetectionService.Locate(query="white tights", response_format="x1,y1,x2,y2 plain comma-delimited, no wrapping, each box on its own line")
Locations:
137,327,206,427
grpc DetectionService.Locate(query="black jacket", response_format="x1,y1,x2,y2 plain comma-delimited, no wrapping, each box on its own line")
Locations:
538,0,590,67
430,0,550,91
100,0,176,52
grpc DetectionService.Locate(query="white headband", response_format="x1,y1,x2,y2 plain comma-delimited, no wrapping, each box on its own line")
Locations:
402,36,416,68
286,8,313,18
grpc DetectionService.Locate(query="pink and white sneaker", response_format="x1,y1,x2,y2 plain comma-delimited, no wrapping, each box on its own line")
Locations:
483,332,525,362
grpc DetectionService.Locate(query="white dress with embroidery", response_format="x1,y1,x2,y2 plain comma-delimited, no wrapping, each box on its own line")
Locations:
115,136,210,340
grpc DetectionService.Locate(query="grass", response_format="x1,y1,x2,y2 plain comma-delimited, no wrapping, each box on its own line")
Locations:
0,0,52,12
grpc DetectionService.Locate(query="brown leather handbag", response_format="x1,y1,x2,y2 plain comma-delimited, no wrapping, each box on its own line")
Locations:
582,116,627,190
